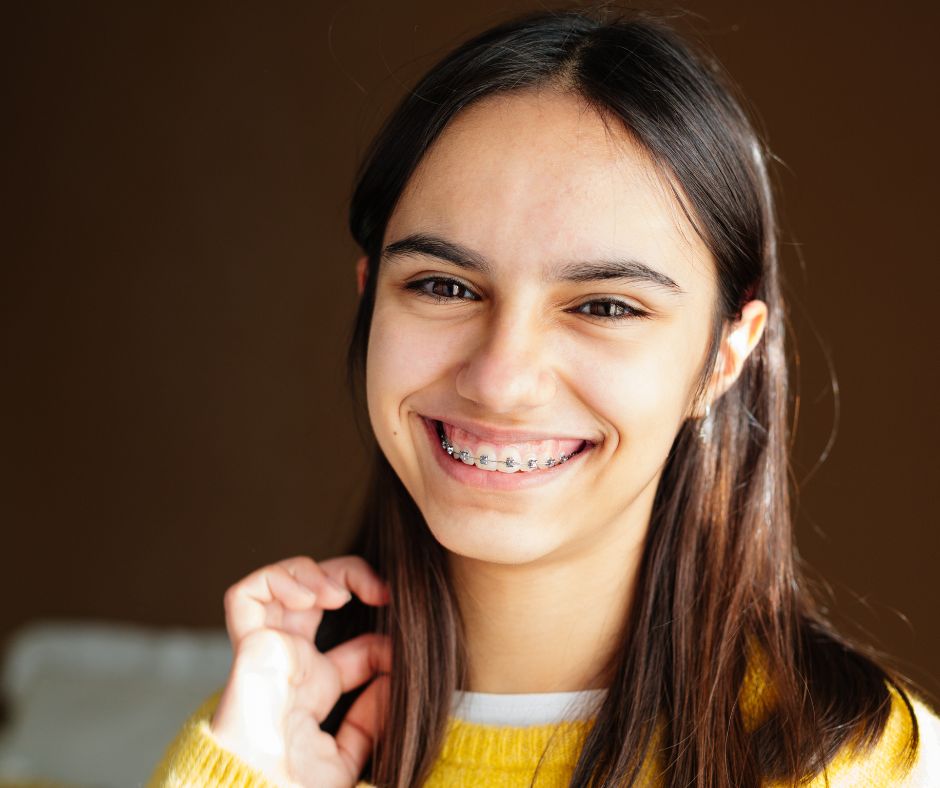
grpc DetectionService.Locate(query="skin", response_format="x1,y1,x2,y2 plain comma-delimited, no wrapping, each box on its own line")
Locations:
209,556,392,788
356,88,766,694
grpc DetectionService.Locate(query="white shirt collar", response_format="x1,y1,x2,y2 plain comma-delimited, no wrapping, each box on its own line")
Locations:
451,688,609,726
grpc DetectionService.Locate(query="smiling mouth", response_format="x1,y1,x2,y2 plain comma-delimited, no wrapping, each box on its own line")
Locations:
433,419,591,472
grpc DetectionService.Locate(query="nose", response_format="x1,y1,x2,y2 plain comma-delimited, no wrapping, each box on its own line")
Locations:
454,307,558,414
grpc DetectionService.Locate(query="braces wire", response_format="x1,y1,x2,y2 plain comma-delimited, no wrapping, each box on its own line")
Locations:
439,435,571,469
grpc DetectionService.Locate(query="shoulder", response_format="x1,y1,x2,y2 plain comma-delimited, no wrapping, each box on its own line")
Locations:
742,636,940,786
806,684,940,787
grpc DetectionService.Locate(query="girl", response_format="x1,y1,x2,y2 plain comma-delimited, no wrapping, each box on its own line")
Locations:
149,6,939,787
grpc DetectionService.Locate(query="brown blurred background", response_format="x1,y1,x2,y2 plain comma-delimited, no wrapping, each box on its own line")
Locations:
2,0,938,708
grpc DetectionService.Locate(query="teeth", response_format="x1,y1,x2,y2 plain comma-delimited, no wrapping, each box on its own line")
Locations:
474,444,497,471
537,441,559,469
497,445,522,474
436,420,584,471
445,434,475,465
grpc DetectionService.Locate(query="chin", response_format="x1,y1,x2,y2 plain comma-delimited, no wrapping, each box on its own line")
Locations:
422,504,562,565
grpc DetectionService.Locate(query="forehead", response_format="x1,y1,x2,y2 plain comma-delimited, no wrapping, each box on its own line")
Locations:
385,88,714,292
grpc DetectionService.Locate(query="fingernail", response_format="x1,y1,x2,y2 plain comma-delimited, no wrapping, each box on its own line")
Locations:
327,579,352,604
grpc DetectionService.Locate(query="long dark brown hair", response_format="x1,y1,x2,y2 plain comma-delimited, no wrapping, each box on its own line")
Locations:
314,5,920,786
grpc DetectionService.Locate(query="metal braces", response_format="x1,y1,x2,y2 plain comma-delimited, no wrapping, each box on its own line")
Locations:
439,435,570,469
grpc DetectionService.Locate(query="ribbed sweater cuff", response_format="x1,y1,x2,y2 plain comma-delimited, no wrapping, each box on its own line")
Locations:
158,717,279,787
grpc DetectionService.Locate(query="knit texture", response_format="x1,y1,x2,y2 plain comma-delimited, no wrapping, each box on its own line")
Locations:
147,681,939,786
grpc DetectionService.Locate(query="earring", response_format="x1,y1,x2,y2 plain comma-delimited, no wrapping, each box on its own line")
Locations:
698,401,712,441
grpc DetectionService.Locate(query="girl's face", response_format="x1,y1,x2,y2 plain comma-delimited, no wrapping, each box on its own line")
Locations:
364,89,750,565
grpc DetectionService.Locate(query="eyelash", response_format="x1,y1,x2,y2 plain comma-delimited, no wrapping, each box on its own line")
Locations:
402,276,651,322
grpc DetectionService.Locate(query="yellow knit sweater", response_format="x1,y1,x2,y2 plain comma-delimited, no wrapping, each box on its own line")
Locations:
148,680,940,787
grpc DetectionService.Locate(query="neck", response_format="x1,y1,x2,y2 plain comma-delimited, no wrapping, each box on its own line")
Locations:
447,484,653,694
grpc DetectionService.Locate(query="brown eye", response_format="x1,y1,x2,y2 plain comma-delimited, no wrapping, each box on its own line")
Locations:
573,299,648,321
405,277,481,302
430,280,463,298
583,301,626,318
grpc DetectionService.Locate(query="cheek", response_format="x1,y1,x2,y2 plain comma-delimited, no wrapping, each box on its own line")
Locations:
365,301,454,425
571,332,698,453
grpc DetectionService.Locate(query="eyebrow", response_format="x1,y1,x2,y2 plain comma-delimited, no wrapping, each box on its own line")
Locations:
381,232,684,294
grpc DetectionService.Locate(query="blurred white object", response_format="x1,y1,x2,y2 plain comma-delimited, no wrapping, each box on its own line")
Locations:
0,619,230,787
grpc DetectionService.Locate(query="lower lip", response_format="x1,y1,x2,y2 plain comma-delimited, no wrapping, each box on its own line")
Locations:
419,416,594,492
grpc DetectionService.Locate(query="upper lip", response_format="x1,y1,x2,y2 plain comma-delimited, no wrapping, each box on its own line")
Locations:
423,414,598,445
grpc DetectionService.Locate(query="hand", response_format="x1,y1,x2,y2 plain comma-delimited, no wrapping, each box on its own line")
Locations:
209,555,392,788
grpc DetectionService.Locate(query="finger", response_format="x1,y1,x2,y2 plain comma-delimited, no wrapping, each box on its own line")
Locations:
277,556,356,605
322,632,393,695
315,555,392,607
333,673,391,780
279,606,326,645
225,563,334,646
288,633,391,724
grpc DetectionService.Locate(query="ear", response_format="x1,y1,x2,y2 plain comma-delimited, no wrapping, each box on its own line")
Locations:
356,255,369,296
698,299,768,414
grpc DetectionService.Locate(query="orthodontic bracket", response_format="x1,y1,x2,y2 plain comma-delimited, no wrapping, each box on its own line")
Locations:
440,435,571,468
